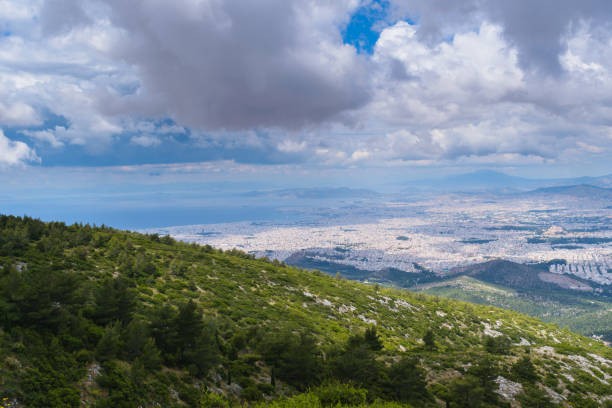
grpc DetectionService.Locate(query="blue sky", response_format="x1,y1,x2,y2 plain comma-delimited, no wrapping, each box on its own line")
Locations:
342,0,389,54
1,0,612,227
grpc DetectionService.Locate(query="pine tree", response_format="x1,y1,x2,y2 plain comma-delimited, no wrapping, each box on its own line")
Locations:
139,338,162,370
423,329,436,350
511,356,539,383
364,325,383,351
175,300,204,353
96,323,122,361
124,319,149,358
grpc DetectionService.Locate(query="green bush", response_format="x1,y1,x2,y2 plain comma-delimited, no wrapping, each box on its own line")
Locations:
312,383,367,406
200,391,231,407
485,335,511,354
242,385,264,401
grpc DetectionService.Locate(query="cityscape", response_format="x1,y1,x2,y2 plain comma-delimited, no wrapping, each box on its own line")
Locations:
151,191,612,286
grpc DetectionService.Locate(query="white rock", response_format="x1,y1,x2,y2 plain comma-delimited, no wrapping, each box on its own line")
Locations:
358,314,377,325
495,376,523,400
316,298,333,307
515,338,532,346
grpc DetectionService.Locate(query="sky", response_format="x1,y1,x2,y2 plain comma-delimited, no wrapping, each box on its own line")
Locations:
1,0,612,227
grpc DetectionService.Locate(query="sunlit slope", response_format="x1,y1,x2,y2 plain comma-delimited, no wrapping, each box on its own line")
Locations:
0,215,610,407
421,269,612,343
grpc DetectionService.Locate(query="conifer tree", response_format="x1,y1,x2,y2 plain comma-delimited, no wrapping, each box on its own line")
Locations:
423,329,436,350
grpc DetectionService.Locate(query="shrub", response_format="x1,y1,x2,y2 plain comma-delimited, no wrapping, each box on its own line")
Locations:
485,335,511,355
200,391,231,408
312,383,367,406
241,385,264,401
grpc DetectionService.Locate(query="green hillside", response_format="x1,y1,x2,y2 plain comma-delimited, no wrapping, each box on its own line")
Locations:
0,215,611,407
420,271,612,343
286,255,612,344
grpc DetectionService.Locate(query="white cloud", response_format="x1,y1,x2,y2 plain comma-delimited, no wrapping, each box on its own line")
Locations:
576,141,603,154
0,129,39,166
130,134,161,147
370,21,524,127
157,124,186,134
0,0,40,21
327,19,611,165
21,129,63,147
278,140,307,153
0,101,41,126
350,150,370,161
0,6,127,151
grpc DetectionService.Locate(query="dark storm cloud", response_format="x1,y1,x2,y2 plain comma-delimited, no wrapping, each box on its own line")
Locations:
391,0,612,74
74,0,371,131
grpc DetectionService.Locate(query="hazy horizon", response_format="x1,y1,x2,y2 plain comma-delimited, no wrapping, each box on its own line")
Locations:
1,0,611,228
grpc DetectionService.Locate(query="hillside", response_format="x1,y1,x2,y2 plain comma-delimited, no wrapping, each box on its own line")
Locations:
420,275,612,343
0,216,611,407
445,260,595,292
287,256,612,343
422,260,612,342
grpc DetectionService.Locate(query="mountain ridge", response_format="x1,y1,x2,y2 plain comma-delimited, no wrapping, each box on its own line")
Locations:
525,184,612,199
404,170,612,193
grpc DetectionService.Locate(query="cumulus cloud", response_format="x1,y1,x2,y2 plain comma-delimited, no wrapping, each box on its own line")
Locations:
388,0,612,75
0,101,41,126
371,21,523,127
0,17,126,150
0,129,39,166
329,16,612,165
0,0,611,169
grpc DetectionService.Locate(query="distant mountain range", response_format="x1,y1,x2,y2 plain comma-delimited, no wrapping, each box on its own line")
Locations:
405,170,612,193
437,170,536,190
237,172,612,198
525,184,612,200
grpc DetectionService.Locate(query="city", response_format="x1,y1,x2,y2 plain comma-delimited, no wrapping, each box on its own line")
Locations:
151,192,612,286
